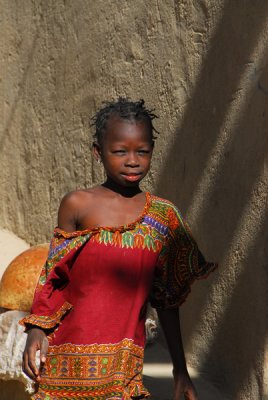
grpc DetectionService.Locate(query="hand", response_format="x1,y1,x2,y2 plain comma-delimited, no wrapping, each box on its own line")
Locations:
173,370,198,400
22,328,49,382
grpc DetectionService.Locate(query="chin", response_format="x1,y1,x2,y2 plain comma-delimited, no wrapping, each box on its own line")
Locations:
122,180,141,188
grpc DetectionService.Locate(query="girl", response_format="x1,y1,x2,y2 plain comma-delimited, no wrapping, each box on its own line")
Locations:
21,98,217,400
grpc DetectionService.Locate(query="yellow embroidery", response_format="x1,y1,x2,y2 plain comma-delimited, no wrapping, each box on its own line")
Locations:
33,339,149,400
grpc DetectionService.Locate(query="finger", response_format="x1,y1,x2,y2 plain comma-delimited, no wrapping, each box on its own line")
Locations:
174,385,184,400
22,350,27,372
40,337,49,363
28,357,39,378
185,395,198,400
22,356,27,377
22,351,37,380
28,347,39,376
185,387,198,400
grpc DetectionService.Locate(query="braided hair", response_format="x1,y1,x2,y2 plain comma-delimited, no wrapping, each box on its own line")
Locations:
91,97,158,145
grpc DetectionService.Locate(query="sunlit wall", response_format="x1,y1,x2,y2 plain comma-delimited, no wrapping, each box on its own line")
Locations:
0,1,267,398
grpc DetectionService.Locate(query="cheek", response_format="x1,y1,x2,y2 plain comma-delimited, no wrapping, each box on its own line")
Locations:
143,156,152,167
105,158,123,169
145,162,151,171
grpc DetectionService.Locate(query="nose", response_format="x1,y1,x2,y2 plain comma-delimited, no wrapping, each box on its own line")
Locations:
125,152,139,167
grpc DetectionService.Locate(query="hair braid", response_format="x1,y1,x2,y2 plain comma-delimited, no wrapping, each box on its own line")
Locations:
91,97,159,145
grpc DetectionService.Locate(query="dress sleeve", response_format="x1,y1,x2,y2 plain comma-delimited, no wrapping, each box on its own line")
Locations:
19,230,90,332
150,205,217,309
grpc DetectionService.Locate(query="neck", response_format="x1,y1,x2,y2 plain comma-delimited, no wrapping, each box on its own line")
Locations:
102,178,142,198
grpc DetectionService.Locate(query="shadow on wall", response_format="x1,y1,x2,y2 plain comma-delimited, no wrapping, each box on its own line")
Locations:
155,0,268,398
201,209,268,399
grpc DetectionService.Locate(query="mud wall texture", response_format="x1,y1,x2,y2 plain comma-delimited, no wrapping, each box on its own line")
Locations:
0,1,267,399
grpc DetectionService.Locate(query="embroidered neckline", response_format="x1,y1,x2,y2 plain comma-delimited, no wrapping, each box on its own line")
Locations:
54,192,152,238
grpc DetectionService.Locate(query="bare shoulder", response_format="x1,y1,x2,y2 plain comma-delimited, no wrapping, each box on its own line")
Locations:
59,188,95,209
58,187,100,231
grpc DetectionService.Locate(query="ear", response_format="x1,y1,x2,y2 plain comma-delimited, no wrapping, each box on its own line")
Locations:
92,142,102,163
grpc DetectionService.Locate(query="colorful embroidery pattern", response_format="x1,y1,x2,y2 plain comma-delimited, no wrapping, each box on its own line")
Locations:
150,196,217,308
33,339,149,400
36,234,91,291
19,302,73,331
90,223,164,252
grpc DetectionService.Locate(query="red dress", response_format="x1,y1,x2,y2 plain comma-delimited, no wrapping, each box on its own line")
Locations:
20,193,217,399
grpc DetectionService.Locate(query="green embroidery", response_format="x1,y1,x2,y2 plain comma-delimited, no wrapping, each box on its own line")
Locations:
100,230,113,244
70,240,77,249
74,358,82,376
50,357,57,365
122,231,134,247
144,235,156,251
39,276,46,285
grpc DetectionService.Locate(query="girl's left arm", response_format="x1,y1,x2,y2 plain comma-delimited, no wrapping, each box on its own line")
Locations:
157,307,198,400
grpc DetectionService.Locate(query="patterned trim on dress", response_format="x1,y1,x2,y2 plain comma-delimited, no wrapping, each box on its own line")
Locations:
36,234,91,291
90,224,164,252
32,339,150,400
19,302,73,330
150,199,218,308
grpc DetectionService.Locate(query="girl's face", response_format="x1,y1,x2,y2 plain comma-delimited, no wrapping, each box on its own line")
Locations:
93,116,154,187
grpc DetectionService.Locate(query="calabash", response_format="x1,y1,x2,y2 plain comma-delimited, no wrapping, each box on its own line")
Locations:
0,244,49,311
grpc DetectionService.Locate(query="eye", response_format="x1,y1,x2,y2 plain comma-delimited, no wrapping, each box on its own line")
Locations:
137,149,150,154
112,150,126,154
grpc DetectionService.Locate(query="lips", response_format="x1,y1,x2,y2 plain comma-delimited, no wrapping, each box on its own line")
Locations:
121,173,142,182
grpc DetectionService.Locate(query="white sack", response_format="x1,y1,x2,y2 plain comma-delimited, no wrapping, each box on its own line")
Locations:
0,310,34,393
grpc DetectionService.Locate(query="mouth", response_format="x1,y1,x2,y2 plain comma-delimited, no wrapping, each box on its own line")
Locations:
121,173,142,182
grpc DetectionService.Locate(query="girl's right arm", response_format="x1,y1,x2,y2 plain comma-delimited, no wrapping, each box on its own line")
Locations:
23,192,79,380
57,191,80,231
23,328,49,381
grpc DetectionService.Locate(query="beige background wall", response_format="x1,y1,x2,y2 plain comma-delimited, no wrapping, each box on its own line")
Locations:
0,1,267,399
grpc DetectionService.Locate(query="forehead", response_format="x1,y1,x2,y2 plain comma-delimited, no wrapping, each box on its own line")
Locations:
104,116,152,143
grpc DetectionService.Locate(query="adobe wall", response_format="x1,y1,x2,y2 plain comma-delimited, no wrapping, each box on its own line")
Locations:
0,1,267,398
